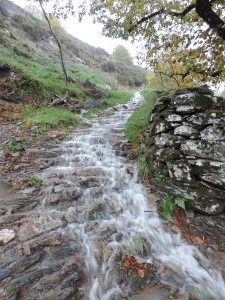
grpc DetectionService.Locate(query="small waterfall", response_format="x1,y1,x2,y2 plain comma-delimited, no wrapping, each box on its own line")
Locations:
42,92,225,299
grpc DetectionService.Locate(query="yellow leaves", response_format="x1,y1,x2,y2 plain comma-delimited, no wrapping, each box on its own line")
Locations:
138,269,145,278
146,74,154,82
146,49,204,90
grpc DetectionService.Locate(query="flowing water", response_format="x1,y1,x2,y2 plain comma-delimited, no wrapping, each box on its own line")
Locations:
42,92,225,300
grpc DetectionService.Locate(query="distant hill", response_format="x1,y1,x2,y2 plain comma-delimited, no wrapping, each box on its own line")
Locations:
0,0,147,104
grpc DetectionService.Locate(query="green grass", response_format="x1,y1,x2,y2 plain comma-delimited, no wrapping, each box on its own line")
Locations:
103,89,135,106
73,65,116,90
0,45,86,99
141,88,157,102
0,44,114,103
124,89,156,180
125,89,156,142
121,235,147,256
22,106,79,129
83,107,102,119
82,89,135,119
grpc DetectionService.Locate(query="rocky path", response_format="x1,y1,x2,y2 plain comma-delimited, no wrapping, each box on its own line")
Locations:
0,94,225,300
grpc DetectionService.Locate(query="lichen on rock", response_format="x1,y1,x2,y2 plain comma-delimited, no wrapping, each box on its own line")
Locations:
145,86,225,215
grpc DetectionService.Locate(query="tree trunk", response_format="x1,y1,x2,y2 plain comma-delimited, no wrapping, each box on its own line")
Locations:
38,0,68,83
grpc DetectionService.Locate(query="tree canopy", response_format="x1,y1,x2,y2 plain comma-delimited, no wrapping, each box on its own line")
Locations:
112,45,133,65
39,0,225,84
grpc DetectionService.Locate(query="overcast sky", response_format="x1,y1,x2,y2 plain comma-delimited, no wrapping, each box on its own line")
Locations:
11,0,137,57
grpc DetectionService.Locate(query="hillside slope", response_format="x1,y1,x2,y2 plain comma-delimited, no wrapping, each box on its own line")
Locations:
0,0,147,105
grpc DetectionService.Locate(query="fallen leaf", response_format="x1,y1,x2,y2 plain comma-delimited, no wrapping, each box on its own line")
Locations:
188,235,204,245
138,269,145,278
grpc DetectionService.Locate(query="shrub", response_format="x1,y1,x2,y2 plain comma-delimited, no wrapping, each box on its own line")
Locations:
11,13,24,25
22,21,49,41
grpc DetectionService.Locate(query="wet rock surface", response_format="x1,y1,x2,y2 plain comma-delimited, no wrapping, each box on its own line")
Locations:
145,86,225,215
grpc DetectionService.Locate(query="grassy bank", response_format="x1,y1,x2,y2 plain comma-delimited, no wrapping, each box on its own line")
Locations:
22,106,79,129
103,89,135,106
125,89,156,179
125,89,156,142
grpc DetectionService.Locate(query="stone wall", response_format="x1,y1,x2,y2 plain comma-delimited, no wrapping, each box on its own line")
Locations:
145,86,225,215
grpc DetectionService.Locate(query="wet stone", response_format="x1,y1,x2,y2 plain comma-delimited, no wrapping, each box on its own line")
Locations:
84,201,105,220
17,215,62,241
0,229,15,245
11,263,62,286
10,253,44,273
64,207,77,223
73,166,109,177
0,268,11,281
24,231,62,252
26,148,59,158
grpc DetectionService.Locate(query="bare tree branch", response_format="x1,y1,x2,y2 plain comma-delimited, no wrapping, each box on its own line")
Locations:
169,4,196,18
38,0,68,83
128,9,164,33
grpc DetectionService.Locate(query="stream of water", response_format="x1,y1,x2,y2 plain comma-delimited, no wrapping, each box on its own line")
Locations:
43,92,225,300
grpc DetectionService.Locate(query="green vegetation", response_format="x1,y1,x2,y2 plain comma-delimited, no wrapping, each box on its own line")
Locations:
5,284,18,293
121,235,147,256
0,4,147,107
163,194,186,221
4,138,26,152
187,287,202,300
86,0,225,85
83,108,101,119
112,45,133,65
155,169,170,182
24,176,44,187
125,89,156,142
0,45,86,102
136,152,151,180
22,106,78,129
83,89,135,119
104,89,135,106
124,89,156,180
220,241,225,249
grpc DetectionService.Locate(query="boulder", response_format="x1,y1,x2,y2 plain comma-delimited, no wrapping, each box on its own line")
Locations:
83,100,107,109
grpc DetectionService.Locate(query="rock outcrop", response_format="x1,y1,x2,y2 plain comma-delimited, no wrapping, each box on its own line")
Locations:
145,86,225,215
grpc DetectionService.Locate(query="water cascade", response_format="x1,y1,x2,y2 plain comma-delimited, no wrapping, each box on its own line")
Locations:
42,92,225,300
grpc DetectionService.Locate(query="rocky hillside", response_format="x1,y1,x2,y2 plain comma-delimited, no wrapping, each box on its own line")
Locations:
0,0,147,105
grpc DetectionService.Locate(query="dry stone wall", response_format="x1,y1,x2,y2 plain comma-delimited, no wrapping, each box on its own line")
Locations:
145,86,225,215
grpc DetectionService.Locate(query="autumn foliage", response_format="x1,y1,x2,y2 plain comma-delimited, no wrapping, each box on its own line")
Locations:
120,255,152,278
